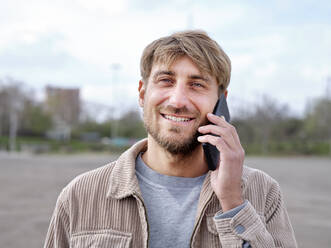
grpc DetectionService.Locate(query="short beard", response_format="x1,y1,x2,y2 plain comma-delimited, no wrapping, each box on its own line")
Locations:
143,103,205,156
145,123,201,155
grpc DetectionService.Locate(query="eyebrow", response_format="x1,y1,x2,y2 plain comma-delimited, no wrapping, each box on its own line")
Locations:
152,70,210,83
189,74,209,82
152,70,175,81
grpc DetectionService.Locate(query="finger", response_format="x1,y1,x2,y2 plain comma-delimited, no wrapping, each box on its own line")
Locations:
197,135,231,153
205,114,242,148
198,124,231,136
206,113,230,127
198,125,237,149
230,125,243,148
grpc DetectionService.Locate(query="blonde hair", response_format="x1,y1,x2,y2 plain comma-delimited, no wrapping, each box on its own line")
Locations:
140,30,231,93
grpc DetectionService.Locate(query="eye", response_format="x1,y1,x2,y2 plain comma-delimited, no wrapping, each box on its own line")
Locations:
160,78,172,83
191,82,205,88
158,77,173,86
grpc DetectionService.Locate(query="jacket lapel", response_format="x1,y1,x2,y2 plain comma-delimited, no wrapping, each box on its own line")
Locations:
107,139,148,199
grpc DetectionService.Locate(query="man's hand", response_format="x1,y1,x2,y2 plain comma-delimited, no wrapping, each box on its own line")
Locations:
198,113,245,212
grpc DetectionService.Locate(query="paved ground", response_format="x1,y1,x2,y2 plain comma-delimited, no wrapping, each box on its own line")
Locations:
0,152,330,247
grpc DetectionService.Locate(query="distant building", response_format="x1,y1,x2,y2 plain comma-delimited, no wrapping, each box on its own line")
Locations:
45,86,80,140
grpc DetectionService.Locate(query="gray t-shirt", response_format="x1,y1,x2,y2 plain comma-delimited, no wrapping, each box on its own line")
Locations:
135,153,206,248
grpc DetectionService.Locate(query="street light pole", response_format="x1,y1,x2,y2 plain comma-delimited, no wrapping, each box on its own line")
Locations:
9,107,18,152
9,88,21,152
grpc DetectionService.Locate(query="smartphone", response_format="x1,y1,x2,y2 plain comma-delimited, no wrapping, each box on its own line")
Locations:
202,93,230,171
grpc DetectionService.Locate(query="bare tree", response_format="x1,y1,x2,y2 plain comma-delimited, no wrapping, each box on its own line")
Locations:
249,95,289,154
0,78,26,151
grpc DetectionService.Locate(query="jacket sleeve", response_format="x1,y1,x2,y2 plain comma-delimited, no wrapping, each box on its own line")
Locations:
44,191,71,248
213,181,297,248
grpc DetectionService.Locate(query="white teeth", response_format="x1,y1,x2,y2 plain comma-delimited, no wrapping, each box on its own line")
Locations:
164,115,191,122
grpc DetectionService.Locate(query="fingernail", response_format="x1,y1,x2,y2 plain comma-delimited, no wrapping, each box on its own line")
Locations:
221,115,225,120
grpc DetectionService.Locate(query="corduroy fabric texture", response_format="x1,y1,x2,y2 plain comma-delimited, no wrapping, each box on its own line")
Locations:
44,139,297,248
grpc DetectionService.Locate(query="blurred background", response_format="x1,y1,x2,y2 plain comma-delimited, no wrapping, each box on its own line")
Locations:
0,0,330,247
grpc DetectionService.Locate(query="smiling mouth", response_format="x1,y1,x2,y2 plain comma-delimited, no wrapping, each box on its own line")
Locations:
161,114,194,122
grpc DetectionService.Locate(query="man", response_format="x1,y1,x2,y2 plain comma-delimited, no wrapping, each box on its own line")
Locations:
44,30,297,247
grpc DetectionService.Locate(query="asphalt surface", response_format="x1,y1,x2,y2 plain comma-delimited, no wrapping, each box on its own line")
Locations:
0,152,330,247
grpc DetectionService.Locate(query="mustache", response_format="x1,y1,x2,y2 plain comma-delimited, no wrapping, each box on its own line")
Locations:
159,105,197,116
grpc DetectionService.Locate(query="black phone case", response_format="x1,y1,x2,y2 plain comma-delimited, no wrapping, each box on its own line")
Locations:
202,94,230,171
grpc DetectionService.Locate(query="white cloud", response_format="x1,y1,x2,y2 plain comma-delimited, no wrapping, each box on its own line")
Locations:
193,3,248,30
0,0,330,117
231,54,253,70
75,0,129,15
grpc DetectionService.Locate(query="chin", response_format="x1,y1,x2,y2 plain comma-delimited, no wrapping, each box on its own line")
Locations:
155,130,201,155
144,117,201,155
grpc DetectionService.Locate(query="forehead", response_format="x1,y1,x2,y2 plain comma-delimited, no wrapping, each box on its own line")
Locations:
150,56,211,79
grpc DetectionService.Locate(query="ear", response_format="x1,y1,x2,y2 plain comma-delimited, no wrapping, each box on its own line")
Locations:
138,80,146,107
224,89,228,98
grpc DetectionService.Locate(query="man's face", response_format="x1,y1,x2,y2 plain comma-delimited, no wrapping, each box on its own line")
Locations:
139,56,219,155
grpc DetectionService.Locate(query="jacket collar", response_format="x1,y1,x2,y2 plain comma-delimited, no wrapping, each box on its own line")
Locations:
106,138,248,202
107,139,148,199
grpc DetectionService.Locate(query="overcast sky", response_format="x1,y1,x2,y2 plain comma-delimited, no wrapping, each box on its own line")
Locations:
0,0,330,118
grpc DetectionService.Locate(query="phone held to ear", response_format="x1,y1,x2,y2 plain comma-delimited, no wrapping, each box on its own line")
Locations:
202,93,231,171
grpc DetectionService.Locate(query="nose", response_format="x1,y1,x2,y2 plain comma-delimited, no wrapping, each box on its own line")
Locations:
168,83,190,109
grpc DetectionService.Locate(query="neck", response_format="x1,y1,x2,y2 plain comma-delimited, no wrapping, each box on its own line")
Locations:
141,136,208,177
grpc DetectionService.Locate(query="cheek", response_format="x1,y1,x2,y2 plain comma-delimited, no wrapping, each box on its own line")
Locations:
193,96,217,116
146,88,169,107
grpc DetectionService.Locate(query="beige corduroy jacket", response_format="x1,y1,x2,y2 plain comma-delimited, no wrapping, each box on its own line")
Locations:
44,139,297,248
